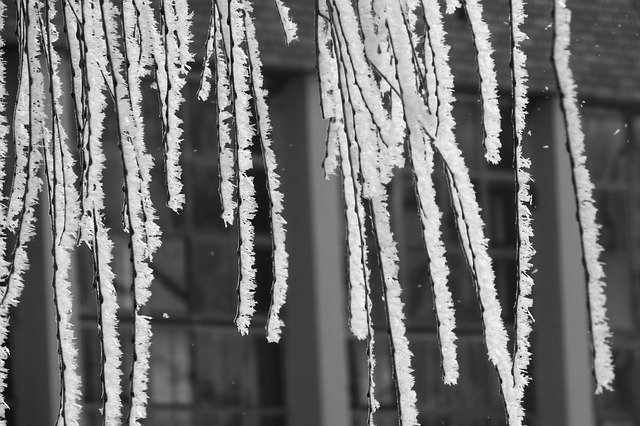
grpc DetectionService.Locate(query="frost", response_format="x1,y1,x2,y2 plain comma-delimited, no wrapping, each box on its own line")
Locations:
552,0,614,393
510,0,535,402
274,0,298,45
0,0,616,424
462,0,502,163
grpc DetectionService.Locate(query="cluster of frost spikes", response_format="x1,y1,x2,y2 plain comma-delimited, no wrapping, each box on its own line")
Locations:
0,0,293,421
0,0,9,418
75,0,126,420
160,0,194,212
242,3,289,342
194,0,289,338
0,0,83,421
509,0,536,398
420,0,459,385
42,0,85,421
552,0,614,393
460,0,502,163
315,0,541,423
274,0,298,45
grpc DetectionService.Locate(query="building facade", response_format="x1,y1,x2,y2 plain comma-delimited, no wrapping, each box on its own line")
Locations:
5,0,640,425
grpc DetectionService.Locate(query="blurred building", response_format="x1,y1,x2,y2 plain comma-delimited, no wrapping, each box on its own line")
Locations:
5,0,640,425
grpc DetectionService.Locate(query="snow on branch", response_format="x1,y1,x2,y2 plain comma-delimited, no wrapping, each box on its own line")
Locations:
420,0,459,385
274,0,298,45
242,1,289,342
461,0,502,163
509,0,535,398
229,0,258,335
0,0,618,424
552,0,614,394
0,0,295,421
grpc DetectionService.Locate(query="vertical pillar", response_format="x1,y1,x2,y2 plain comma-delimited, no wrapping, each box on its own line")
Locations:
273,72,350,426
530,96,596,426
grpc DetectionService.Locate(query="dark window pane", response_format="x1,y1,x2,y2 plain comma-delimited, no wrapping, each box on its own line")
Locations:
191,237,237,318
485,183,517,249
583,109,628,184
193,328,283,408
149,325,194,405
453,99,482,169
149,237,189,314
401,248,437,329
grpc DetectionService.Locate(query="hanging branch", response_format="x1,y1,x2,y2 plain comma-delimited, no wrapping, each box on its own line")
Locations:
340,94,379,426
332,27,379,421
508,0,535,397
76,0,124,420
273,0,297,45
0,0,620,424
197,0,217,101
419,0,523,418
242,1,289,342
460,0,502,163
414,0,460,385
327,0,391,198
40,0,84,423
0,0,8,225
122,0,162,258
5,0,30,231
229,0,258,335
0,0,9,418
317,0,523,422
370,194,418,424
444,0,462,14
318,2,368,339
315,3,340,173
0,0,38,419
212,2,237,226
93,0,157,420
0,0,297,421
160,0,193,212
327,1,374,341
59,0,85,210
552,0,614,394
331,1,420,420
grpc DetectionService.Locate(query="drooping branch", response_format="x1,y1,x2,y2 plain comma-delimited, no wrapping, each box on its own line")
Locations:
508,0,535,398
0,1,618,425
552,0,614,394
273,0,297,45
461,0,502,163
229,0,258,335
40,0,83,422
242,2,289,342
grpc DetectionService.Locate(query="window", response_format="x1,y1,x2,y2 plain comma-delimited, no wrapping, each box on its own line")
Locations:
78,75,285,425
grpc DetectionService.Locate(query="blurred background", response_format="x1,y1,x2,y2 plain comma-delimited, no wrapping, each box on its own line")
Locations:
4,0,640,425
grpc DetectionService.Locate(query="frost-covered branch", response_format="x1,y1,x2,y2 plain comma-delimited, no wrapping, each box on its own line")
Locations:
461,0,502,163
229,0,258,335
552,0,614,394
508,0,535,398
273,0,297,45
242,2,289,342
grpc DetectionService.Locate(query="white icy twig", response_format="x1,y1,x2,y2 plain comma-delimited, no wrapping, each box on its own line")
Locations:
273,0,298,45
463,0,502,163
553,0,614,393
229,0,258,335
243,2,290,342
509,0,535,398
